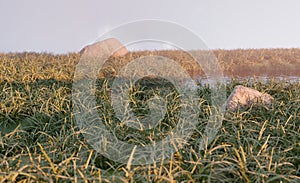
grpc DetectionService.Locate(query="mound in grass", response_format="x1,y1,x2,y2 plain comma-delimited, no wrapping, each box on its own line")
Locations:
79,38,128,57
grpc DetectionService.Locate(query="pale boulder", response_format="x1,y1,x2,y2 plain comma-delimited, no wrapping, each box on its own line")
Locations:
226,85,274,111
79,38,128,57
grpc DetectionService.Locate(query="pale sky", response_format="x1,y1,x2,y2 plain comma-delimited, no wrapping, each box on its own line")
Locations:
1,0,300,53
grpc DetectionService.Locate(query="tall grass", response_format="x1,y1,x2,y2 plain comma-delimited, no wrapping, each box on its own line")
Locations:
0,51,299,182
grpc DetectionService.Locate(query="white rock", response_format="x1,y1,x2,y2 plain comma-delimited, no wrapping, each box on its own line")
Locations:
226,85,274,111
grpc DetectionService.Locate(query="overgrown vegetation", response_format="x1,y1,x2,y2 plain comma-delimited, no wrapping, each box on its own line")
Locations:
0,50,299,182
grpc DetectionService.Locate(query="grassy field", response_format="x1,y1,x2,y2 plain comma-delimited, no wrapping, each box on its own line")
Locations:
0,50,299,182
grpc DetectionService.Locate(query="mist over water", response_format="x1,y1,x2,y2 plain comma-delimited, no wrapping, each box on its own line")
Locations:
196,76,300,86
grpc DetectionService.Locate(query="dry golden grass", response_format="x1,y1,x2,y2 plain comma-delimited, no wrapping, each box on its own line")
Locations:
1,48,300,82
98,48,300,78
0,49,299,182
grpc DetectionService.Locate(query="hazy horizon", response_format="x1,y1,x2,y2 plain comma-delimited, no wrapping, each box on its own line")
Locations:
1,0,300,54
